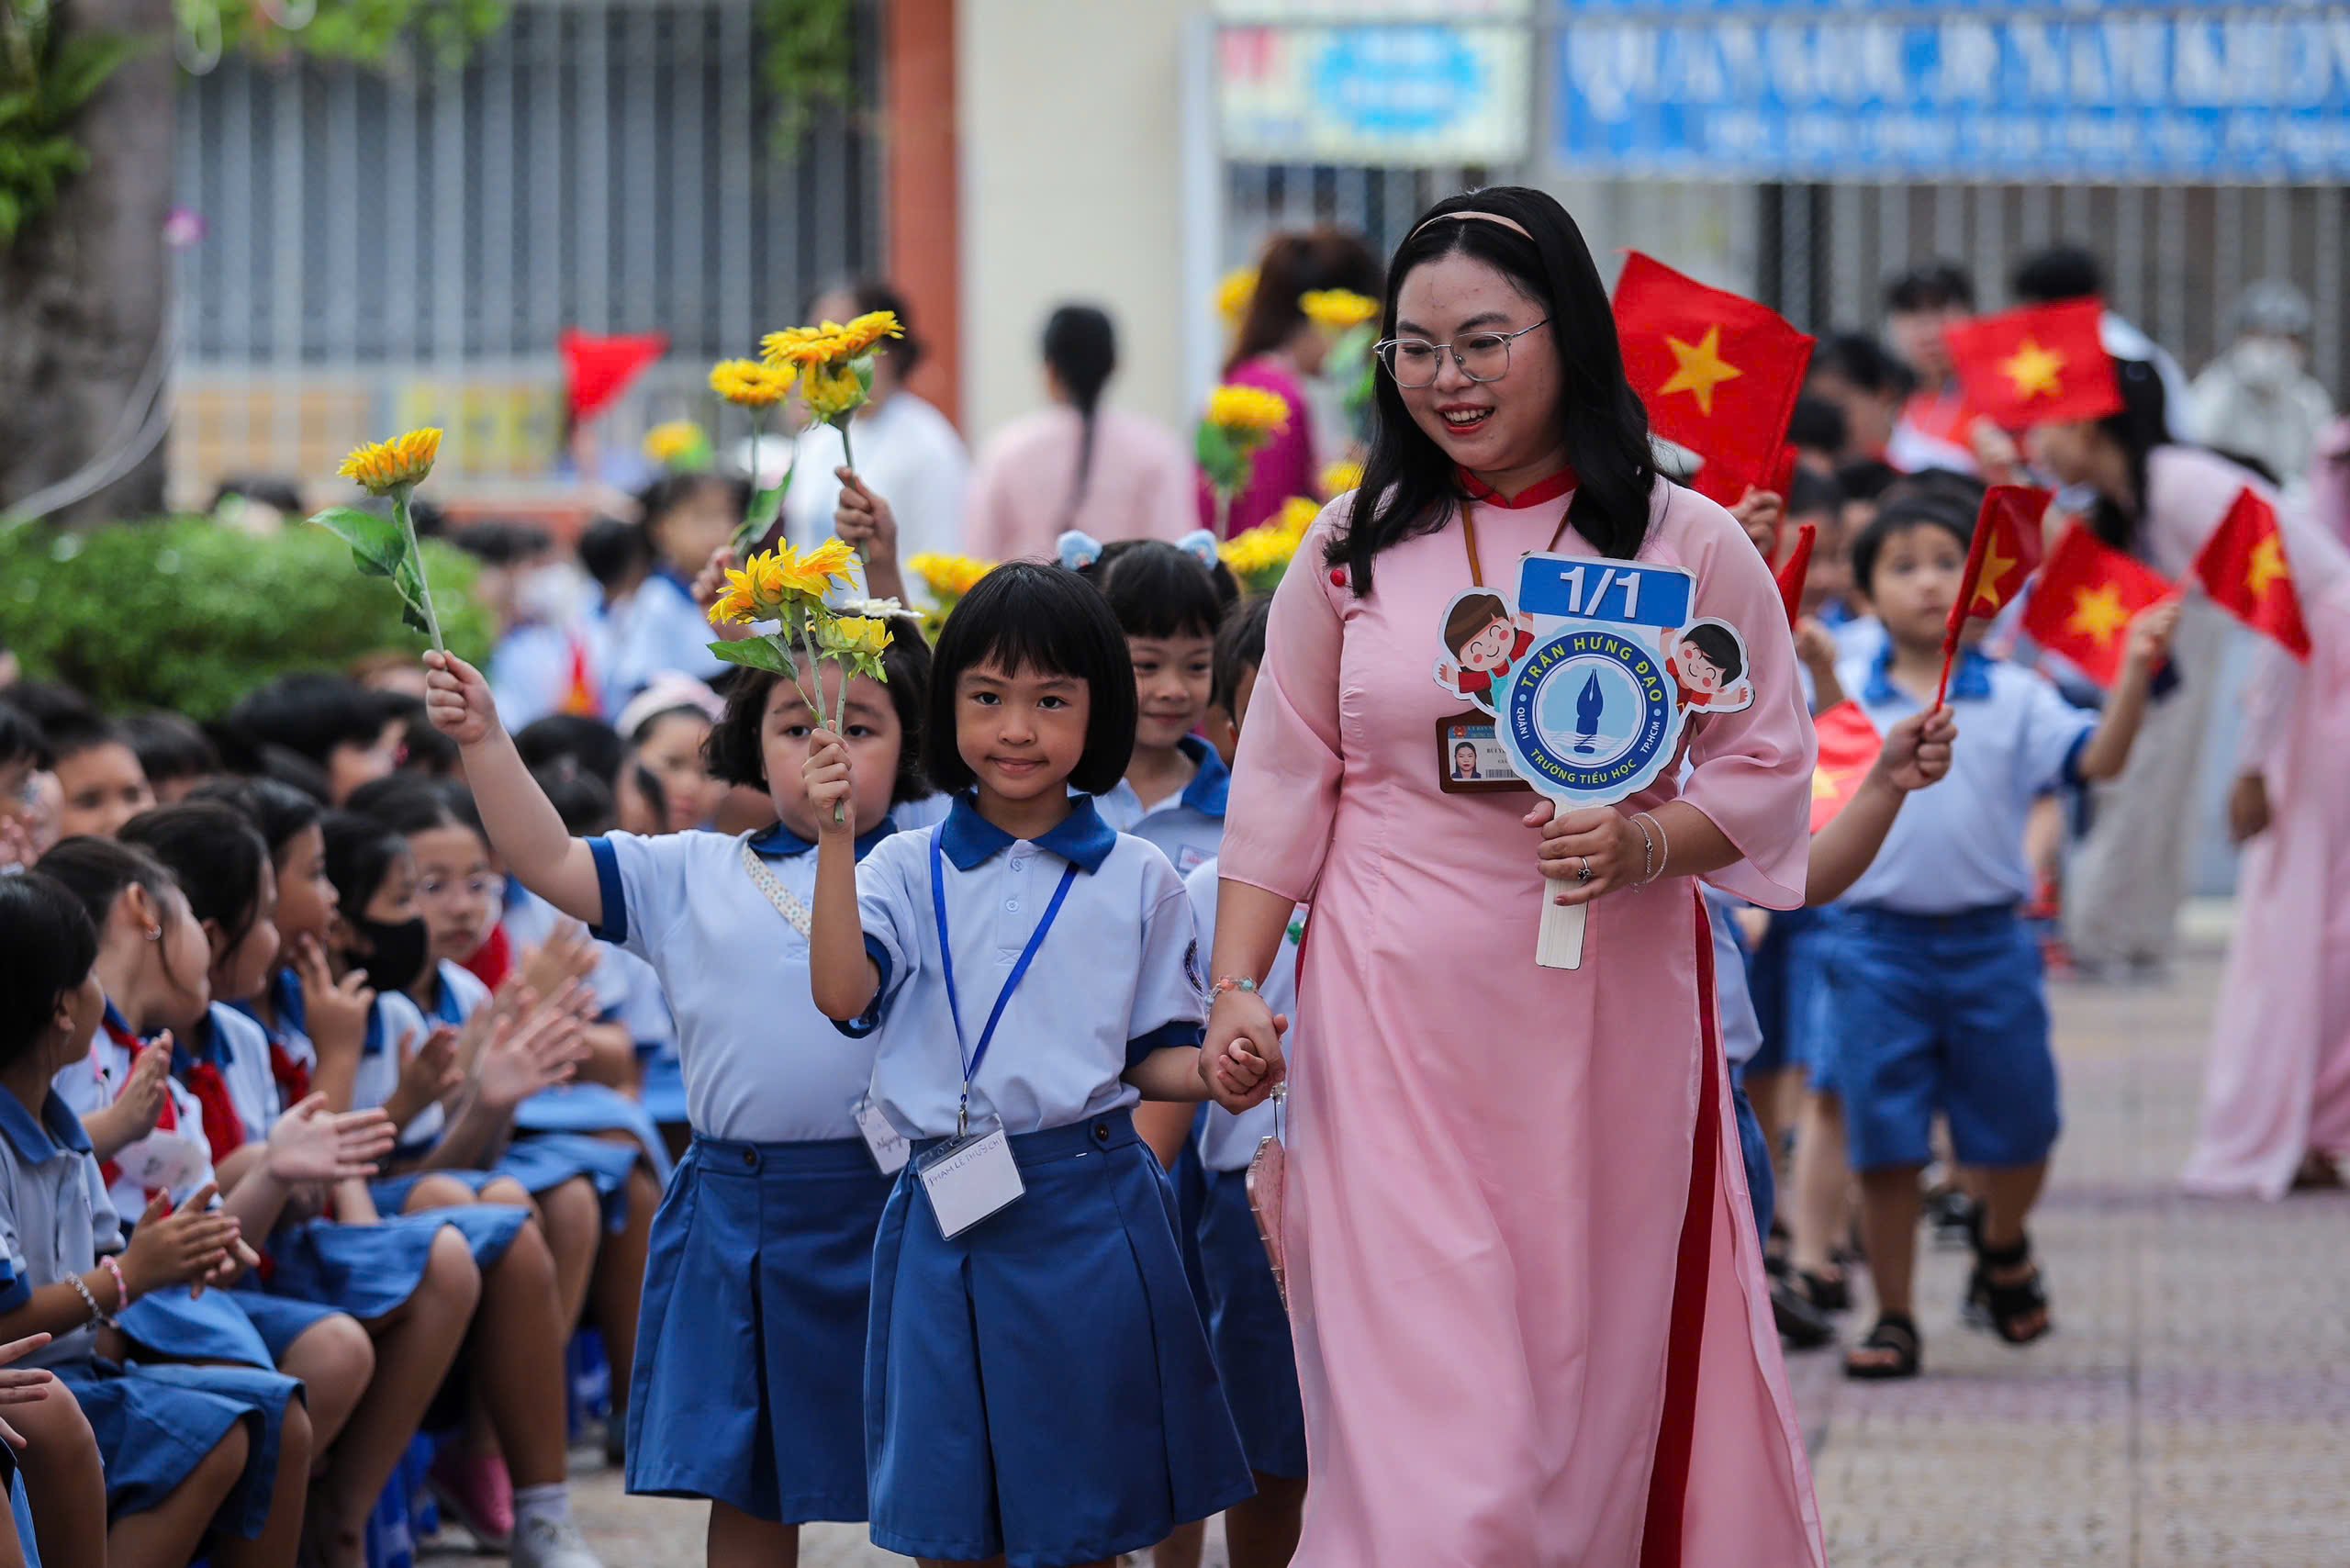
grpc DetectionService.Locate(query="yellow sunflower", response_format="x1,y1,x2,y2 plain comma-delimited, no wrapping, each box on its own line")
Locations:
1206,385,1292,441
643,421,711,468
817,614,894,658
802,361,866,422
337,428,442,496
1216,266,1257,327
760,322,851,369
710,359,796,409
1320,459,1365,498
834,311,904,357
1300,289,1381,330
908,553,997,599
778,537,859,600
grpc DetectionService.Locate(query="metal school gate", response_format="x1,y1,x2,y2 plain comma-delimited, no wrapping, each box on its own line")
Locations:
168,0,885,506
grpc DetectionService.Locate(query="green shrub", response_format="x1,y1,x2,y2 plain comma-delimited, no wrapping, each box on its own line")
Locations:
0,516,492,719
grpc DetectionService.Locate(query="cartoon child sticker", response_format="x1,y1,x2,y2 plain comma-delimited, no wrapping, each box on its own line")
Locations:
1435,589,1537,713
1666,618,1755,715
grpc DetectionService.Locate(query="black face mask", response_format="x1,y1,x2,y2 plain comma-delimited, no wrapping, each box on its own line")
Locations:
352,915,430,995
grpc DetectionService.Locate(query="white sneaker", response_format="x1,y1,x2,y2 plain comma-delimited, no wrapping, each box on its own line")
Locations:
510,1517,605,1568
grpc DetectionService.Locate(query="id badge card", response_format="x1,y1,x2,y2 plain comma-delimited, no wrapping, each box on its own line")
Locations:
1436,711,1528,795
853,1096,911,1176
915,1122,1024,1238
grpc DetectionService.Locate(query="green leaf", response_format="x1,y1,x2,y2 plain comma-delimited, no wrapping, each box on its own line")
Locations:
308,505,410,581
1195,422,1244,492
710,636,796,676
733,473,789,554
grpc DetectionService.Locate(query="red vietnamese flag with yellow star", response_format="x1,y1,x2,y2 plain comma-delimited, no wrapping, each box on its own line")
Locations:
2022,522,2175,689
1809,700,1884,834
1942,299,2121,430
1612,252,1815,505
1936,484,2050,706
2195,487,2312,660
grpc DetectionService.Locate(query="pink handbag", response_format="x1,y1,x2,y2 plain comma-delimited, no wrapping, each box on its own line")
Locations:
1244,1087,1288,1307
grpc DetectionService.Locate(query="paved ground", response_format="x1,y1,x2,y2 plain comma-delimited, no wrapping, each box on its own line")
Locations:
474,907,2346,1566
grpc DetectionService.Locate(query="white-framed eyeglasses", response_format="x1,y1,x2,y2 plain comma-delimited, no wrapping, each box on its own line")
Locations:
1373,319,1550,388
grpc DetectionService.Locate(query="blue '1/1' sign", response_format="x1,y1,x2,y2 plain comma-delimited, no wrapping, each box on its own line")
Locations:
1516,555,1694,630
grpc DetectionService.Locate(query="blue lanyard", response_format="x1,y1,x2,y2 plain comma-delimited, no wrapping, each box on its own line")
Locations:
930,825,1080,1137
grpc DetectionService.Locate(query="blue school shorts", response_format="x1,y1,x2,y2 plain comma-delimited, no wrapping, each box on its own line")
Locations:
1196,1168,1306,1480
625,1134,892,1525
266,1206,526,1323
1830,905,2062,1171
866,1112,1254,1568
116,1284,341,1368
1748,905,1842,1091
56,1358,299,1539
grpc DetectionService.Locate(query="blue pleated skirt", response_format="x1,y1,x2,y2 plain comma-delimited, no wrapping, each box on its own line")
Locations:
866,1112,1254,1568
513,1082,674,1182
1196,1168,1307,1480
266,1206,527,1321
55,1357,299,1539
115,1283,341,1368
625,1135,892,1524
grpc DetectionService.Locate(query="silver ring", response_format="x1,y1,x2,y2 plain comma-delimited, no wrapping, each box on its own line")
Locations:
1575,857,1593,884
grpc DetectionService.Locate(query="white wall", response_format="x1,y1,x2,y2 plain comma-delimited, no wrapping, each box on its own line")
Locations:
957,0,1208,446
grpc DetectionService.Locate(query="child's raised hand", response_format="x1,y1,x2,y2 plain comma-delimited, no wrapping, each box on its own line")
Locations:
265,1095,397,1183
1794,616,1841,678
1872,706,1957,794
296,935,375,1065
121,1183,240,1297
395,1025,464,1107
477,996,588,1110
802,729,856,836
834,469,900,565
2125,596,2185,667
422,651,499,746
115,1041,176,1143
690,544,738,614
519,920,594,1002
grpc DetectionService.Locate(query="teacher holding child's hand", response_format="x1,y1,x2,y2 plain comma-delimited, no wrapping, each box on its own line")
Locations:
1203,187,1826,1567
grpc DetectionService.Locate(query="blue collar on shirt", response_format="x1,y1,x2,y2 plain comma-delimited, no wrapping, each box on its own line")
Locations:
256,966,386,1056
426,964,468,1028
650,565,697,599
1864,642,1994,706
939,793,1117,874
177,1007,236,1074
0,1088,94,1163
747,813,900,861
1174,735,1230,818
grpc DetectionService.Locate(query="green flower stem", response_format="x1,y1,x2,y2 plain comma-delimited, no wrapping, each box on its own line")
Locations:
392,483,445,655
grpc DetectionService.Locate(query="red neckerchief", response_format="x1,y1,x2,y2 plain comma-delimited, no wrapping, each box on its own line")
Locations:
1456,465,1579,510
269,1039,313,1109
183,1058,246,1163
462,923,513,992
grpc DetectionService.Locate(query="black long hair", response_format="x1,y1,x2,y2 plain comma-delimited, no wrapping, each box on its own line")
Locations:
1329,188,1658,598
923,563,1136,798
1227,229,1383,377
1044,305,1117,525
2086,358,2177,554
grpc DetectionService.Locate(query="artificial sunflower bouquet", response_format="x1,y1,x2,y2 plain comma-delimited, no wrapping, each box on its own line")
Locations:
905,552,998,638
706,541,902,817
1302,288,1382,444
1197,384,1291,540
708,358,799,551
1220,495,1318,597
309,427,450,652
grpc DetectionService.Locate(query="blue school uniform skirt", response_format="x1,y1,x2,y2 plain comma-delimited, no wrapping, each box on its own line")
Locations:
266,1207,528,1322
1195,1167,1306,1479
369,1144,632,1226
866,1112,1254,1568
514,1083,674,1180
625,1135,892,1524
55,1358,299,1539
117,1284,341,1367
6,1466,34,1567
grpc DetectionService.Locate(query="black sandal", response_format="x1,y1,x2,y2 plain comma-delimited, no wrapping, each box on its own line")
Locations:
1793,1267,1850,1314
1964,1232,2053,1345
1842,1313,1921,1380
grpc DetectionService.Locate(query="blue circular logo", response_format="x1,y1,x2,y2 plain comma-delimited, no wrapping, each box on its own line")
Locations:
1500,628,1680,802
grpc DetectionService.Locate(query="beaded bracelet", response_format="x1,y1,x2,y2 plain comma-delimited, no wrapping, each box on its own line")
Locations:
100,1256,131,1312
1209,976,1259,1000
68,1272,114,1328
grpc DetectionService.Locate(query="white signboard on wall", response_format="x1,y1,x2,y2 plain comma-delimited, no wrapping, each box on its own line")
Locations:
1219,23,1533,166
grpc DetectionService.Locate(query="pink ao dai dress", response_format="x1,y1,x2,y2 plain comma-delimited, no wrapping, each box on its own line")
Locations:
1220,475,1827,1566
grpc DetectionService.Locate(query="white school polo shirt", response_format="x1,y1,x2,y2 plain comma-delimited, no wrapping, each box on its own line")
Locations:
1095,736,1231,879
207,1002,284,1144
1834,645,2096,914
847,795,1208,1141
53,1004,219,1218
1185,857,1303,1172
586,820,909,1143
0,1088,124,1368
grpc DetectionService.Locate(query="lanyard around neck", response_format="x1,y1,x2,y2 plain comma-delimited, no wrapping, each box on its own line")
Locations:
1459,500,1574,589
929,827,1080,1137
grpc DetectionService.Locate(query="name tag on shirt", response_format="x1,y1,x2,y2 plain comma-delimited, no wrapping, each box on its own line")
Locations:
853,1097,911,1176
915,1123,1024,1238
